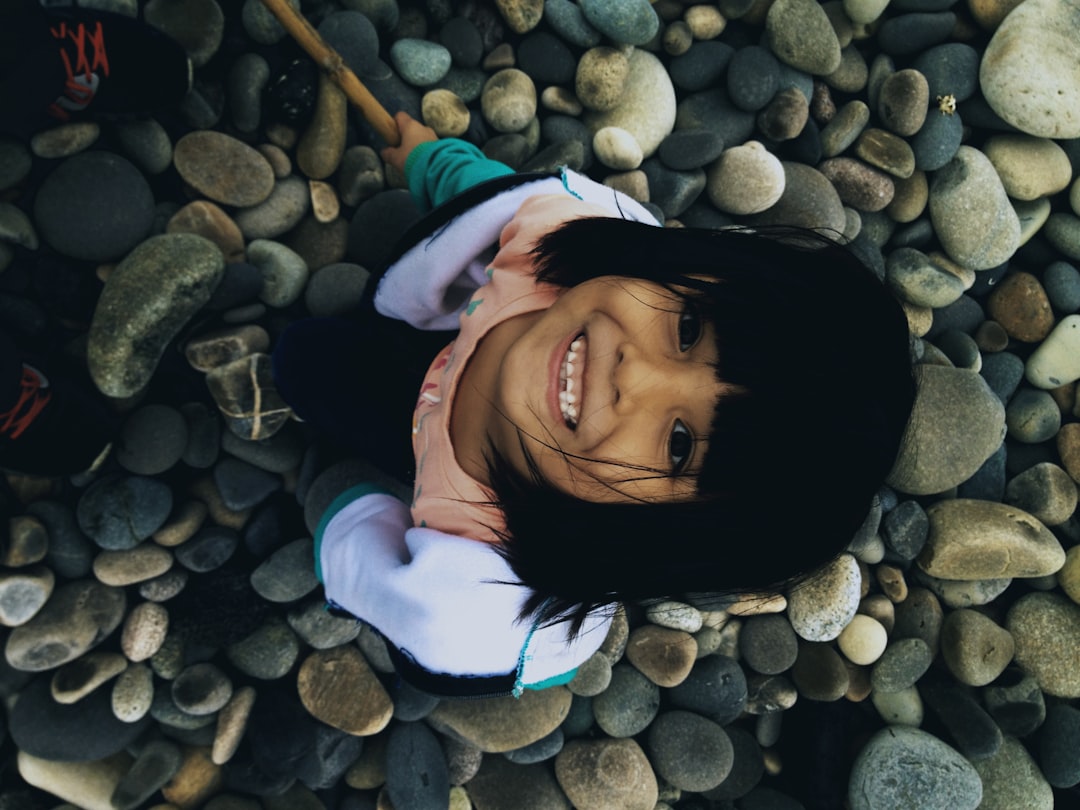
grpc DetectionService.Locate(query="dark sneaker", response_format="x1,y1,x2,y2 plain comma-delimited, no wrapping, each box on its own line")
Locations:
45,8,192,122
0,362,117,477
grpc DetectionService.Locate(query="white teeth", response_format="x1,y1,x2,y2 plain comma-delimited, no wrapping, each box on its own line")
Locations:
559,334,586,428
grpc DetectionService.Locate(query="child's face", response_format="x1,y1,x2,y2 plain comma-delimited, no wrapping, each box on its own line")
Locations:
487,277,725,504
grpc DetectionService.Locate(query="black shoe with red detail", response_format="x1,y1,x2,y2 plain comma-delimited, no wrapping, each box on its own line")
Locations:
45,7,192,123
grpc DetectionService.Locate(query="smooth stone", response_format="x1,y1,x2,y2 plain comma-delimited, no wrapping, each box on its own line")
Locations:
112,662,154,723
33,151,154,261
855,127,916,178
494,0,544,33
848,725,982,810
121,601,169,662
871,684,924,726
593,127,643,170
440,16,483,67
428,687,571,753
878,69,929,136
912,43,980,102
820,99,870,157
305,262,371,318
987,271,1055,343
422,89,471,137
657,129,725,171
639,159,705,218
0,138,32,191
174,131,275,206
997,462,1075,527
544,0,602,47
1006,591,1080,697
584,49,676,159
886,247,966,308
667,654,748,724
1043,261,1080,311
174,526,239,573
286,598,362,650
747,161,846,233
912,107,964,172
89,233,225,397
644,600,703,633
765,0,842,75
837,614,888,665
915,569,1013,609
921,499,1065,579
234,176,311,240
669,41,733,93
0,566,54,627
983,670,1046,737
818,157,895,211
481,69,537,133
226,616,300,680
228,53,270,134
144,0,224,66
921,680,1003,761
296,75,347,180
870,637,932,692
877,11,956,55
979,0,1080,138
384,722,450,808
503,727,564,764
727,46,780,112
466,755,569,808
211,685,256,766
298,646,393,736
185,325,270,372
790,641,850,701
1005,388,1061,443
881,500,929,560
50,650,127,704
116,404,189,475
887,364,1005,495
18,752,132,810
929,146,1020,270
972,736,1054,810
1062,545,1080,604
1045,212,1080,260
555,738,658,810
10,675,151,761
578,0,659,45
624,625,696,687
1040,704,1080,788
787,553,862,642
391,39,453,87
0,201,38,249
739,614,798,675
593,663,660,737
249,538,319,602
517,31,576,85
338,146,384,207
706,141,785,215
647,710,733,792
111,739,184,810
983,134,1072,201
318,11,381,77
93,544,173,587
242,0,295,43
172,662,233,715
77,475,173,551
940,609,1014,687
744,673,798,714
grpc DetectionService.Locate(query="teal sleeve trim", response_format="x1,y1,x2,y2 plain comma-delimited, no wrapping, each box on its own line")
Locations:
406,139,514,211
313,483,398,583
523,668,578,691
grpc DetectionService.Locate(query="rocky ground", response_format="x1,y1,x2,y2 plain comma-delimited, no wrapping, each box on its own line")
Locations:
1,0,1080,808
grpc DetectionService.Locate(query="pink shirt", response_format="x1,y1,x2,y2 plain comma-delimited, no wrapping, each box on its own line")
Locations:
410,194,610,541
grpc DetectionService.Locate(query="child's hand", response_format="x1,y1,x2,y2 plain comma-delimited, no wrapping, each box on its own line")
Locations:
381,112,439,176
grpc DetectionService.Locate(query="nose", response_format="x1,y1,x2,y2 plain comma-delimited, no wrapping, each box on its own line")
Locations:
612,342,672,414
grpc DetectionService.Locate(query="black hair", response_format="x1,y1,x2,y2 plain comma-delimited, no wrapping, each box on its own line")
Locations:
486,217,916,633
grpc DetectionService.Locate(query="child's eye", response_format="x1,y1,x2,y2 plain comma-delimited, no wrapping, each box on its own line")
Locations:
678,306,702,351
670,419,693,473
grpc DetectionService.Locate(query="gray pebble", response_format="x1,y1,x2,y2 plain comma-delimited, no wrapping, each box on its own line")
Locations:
112,118,174,175
318,11,382,77
881,500,929,560
174,527,239,573
77,475,174,551
1039,704,1080,788
593,663,660,737
543,0,602,48
228,53,270,134
391,39,453,87
667,655,748,725
517,31,576,85
385,721,450,810
440,17,483,68
921,680,1004,761
982,670,1046,737
250,538,320,602
871,637,932,692
305,262,371,318
117,404,189,476
727,46,780,112
213,458,282,512
1043,261,1080,312
503,727,564,764
235,176,311,240
578,0,659,46
740,615,798,675
912,109,964,171
647,710,733,792
911,43,979,102
877,12,957,56
29,501,93,580
172,662,233,715
151,689,216,730
111,739,184,810
286,597,362,649
180,402,222,470
241,0,295,43
1005,388,1061,443
669,41,734,93
226,616,301,679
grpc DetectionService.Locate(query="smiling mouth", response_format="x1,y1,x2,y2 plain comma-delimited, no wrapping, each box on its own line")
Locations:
559,334,585,429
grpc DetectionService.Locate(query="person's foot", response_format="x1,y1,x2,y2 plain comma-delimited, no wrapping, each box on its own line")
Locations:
0,361,117,477
45,7,193,123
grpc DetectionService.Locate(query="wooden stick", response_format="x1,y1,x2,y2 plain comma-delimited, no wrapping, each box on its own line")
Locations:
259,0,400,146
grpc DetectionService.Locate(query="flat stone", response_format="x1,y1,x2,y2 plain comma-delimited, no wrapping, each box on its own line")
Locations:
887,365,1005,495
646,710,733,792
624,625,696,687
972,736,1054,810
428,687,571,753
555,738,658,810
1006,591,1080,697
173,131,275,206
88,233,225,398
920,499,1065,579
93,545,173,587
5,580,126,672
298,646,393,735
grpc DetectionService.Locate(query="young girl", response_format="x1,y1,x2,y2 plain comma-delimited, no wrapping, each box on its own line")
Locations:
273,113,916,698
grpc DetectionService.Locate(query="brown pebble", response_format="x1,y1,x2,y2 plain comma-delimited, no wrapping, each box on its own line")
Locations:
212,686,256,765
184,326,271,373
843,659,872,701
94,545,174,587
855,127,915,179
811,79,837,123
189,477,251,531
51,651,128,704
166,202,246,264
1048,383,1075,415
153,500,209,548
974,319,1010,352
309,180,340,224
174,131,275,207
886,170,928,223
624,625,697,687
757,87,810,141
858,594,896,634
256,143,292,178
893,587,943,656
298,646,393,736
161,747,223,809
874,564,909,603
818,157,895,212
877,69,929,136
297,74,348,181
987,271,1055,342
2,515,47,567
122,601,170,662
790,641,849,701
1056,423,1080,483
345,732,389,789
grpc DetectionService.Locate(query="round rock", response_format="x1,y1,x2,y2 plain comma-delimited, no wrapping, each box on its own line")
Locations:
787,553,861,642
647,710,733,792
555,738,658,810
584,49,676,159
173,131,275,207
1007,591,1080,697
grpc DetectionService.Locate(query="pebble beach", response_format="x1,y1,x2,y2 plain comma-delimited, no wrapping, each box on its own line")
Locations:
1,0,1080,807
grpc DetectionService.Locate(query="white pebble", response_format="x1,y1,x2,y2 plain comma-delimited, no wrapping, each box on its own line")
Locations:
837,614,888,665
593,126,644,170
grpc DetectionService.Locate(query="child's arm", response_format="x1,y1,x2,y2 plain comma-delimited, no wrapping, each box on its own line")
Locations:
381,112,514,211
